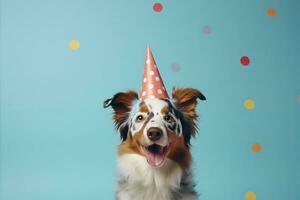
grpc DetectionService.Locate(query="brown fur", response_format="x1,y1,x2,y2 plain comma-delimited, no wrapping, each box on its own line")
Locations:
172,88,205,120
160,106,169,114
172,88,205,137
117,133,143,156
118,120,147,156
109,91,138,128
167,131,191,170
139,103,149,113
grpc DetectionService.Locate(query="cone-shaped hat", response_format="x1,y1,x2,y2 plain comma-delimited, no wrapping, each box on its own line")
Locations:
140,47,169,100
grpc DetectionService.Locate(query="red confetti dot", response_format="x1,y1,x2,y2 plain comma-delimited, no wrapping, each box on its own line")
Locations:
240,56,250,66
153,3,163,12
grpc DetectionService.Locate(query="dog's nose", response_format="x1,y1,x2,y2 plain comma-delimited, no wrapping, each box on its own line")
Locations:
147,127,162,141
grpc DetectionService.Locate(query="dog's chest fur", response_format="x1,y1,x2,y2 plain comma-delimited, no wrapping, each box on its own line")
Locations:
116,154,197,200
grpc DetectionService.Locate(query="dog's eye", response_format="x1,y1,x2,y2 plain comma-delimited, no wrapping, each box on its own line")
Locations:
164,114,174,123
136,115,144,122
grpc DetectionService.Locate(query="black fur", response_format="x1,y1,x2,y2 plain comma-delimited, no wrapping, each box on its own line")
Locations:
175,109,195,147
119,124,129,141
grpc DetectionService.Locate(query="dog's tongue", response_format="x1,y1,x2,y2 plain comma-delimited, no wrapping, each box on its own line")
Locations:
145,150,164,167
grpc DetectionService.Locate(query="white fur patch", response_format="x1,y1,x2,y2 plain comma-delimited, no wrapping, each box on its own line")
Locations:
129,98,182,147
117,154,183,200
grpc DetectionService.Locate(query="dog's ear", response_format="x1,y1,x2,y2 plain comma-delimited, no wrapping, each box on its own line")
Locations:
172,87,206,119
104,90,138,140
172,88,206,138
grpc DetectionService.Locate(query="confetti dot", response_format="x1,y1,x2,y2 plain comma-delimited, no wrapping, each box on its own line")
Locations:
142,91,146,96
202,25,212,34
146,59,150,64
143,78,147,83
150,70,155,76
240,56,250,66
157,89,162,94
155,76,160,81
171,63,181,72
69,39,80,50
245,192,256,200
267,7,277,16
252,143,262,153
153,3,163,12
244,99,255,110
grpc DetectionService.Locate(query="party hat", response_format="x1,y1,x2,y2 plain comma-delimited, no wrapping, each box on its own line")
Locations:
140,47,169,100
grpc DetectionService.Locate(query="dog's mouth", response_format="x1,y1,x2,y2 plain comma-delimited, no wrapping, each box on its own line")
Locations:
140,144,169,167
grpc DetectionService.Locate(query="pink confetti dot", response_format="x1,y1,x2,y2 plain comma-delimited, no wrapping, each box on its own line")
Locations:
202,25,212,34
153,3,163,12
171,63,180,72
240,56,250,66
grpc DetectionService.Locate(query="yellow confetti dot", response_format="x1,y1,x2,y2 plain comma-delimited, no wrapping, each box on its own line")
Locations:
252,143,262,153
245,192,256,200
69,39,80,50
267,7,276,16
244,99,255,110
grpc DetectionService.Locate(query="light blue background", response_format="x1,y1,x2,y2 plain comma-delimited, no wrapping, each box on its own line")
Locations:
1,0,299,199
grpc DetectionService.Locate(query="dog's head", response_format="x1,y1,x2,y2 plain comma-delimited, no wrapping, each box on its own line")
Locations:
104,88,206,169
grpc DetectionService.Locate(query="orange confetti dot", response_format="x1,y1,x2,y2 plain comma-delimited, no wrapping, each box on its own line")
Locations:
267,7,276,16
252,143,262,153
244,99,255,110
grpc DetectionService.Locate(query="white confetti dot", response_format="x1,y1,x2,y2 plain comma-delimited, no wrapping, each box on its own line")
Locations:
157,89,162,94
146,59,150,64
143,77,147,83
155,76,160,81
149,84,154,89
149,70,154,76
142,91,146,96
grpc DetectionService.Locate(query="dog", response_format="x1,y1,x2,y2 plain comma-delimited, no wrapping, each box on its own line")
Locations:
104,87,206,200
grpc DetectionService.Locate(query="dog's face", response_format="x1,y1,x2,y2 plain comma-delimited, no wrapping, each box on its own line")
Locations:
104,88,206,169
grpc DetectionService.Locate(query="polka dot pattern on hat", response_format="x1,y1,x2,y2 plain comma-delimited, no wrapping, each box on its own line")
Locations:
140,47,169,100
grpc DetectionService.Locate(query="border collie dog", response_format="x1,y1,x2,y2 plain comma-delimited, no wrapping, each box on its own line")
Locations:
104,88,206,200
